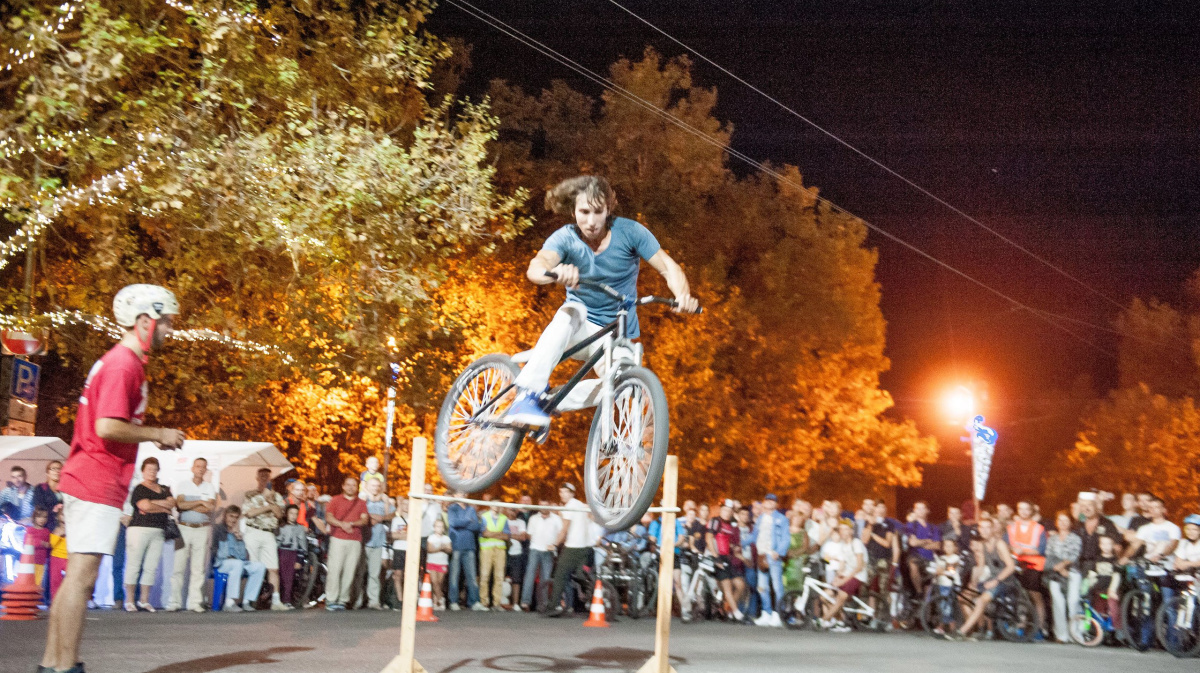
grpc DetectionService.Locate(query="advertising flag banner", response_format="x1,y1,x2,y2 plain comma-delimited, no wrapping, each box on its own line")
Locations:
969,415,998,502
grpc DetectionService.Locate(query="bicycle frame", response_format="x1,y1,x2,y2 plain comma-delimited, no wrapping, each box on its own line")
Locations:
799,576,875,619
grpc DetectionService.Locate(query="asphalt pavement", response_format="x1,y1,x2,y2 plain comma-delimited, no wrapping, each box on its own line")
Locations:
1,609,1195,673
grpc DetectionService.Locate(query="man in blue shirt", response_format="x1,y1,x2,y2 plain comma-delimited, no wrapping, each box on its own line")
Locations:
446,494,485,611
505,175,698,428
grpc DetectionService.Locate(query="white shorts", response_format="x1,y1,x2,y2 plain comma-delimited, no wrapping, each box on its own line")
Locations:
244,526,280,570
63,493,123,555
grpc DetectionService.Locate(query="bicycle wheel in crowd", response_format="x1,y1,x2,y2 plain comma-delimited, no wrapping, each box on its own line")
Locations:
780,590,806,630
1156,595,1200,658
1120,590,1155,652
600,579,621,618
584,366,670,531
626,578,646,620
890,589,919,631
1069,612,1104,647
435,354,525,493
803,590,826,630
996,589,1040,643
642,568,658,617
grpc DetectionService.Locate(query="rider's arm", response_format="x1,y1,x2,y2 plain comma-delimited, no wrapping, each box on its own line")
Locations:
647,250,698,312
1119,538,1142,564
526,250,565,285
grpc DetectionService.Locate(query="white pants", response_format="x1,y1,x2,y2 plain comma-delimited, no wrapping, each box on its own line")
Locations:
243,526,280,571
124,526,165,587
169,525,211,610
1050,570,1082,643
327,537,362,605
513,302,635,411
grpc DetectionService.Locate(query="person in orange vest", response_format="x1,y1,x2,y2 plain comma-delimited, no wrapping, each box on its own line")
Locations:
1006,500,1048,639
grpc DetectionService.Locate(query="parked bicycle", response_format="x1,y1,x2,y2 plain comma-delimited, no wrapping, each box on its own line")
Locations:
1121,559,1168,651
596,540,654,619
1155,574,1200,658
434,273,699,530
781,560,879,631
292,533,327,609
680,552,725,623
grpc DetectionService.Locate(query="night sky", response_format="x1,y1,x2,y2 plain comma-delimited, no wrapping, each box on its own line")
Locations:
428,0,1200,508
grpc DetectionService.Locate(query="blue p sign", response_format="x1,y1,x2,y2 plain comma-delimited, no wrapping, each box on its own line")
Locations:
10,359,39,403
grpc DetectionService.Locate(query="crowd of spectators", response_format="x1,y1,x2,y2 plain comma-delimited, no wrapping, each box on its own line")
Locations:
4,459,1199,645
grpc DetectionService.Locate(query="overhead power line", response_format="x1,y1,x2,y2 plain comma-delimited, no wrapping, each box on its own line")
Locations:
600,0,1127,311
442,0,1120,359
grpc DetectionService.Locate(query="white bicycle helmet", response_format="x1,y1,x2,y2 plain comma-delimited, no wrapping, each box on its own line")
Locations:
112,284,180,327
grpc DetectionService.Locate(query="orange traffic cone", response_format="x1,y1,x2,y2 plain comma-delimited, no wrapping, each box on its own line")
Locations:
582,580,610,627
1,535,43,621
414,573,438,622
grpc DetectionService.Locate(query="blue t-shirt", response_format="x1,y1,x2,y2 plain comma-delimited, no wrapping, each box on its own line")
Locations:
543,217,662,338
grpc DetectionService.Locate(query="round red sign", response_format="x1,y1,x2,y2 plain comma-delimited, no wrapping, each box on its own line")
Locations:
1,330,43,356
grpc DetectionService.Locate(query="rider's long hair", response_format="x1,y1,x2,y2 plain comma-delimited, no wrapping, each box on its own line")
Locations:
545,175,618,227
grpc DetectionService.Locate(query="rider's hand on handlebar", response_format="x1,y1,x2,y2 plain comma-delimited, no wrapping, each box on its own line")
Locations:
549,264,580,289
673,293,700,315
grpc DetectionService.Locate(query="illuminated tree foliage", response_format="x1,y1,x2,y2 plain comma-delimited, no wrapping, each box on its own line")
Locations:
5,4,935,500
1,0,527,487
1052,273,1200,514
473,50,937,502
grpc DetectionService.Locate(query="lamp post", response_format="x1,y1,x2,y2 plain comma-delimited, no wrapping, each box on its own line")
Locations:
382,354,400,494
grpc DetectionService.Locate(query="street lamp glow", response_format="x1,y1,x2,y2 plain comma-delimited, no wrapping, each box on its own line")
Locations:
943,385,975,423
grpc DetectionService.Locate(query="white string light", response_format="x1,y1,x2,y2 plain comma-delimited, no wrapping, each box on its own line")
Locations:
1,0,83,73
0,311,294,363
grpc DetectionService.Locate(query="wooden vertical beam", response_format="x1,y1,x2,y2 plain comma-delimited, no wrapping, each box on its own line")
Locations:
638,455,679,673
381,437,429,673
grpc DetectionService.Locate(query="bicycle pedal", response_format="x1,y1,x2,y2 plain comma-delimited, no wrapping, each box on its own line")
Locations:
532,426,551,444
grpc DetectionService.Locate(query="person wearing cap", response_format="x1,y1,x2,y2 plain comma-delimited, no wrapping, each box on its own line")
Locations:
751,494,790,627
41,285,186,673
1067,492,1117,632
706,499,745,622
546,483,590,617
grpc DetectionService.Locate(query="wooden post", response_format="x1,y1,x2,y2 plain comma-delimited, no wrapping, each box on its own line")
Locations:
381,437,429,673
638,455,679,673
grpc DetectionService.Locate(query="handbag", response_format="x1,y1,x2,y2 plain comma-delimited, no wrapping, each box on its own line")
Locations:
164,518,184,549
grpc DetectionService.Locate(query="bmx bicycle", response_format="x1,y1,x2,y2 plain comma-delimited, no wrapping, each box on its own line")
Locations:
434,272,699,530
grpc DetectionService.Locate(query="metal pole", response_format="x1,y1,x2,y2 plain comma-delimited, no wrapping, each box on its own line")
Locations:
383,386,396,491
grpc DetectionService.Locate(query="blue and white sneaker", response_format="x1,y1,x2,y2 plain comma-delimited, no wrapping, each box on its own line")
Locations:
503,387,550,429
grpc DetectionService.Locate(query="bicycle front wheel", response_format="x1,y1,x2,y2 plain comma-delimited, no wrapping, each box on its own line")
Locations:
1157,595,1200,657
434,354,525,493
1070,612,1105,647
584,366,669,531
1121,590,1155,651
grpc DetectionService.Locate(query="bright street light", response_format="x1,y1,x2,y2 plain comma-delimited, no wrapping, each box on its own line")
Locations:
942,385,975,423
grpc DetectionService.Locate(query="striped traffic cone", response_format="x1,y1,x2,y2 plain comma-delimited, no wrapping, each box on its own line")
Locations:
414,573,438,622
1,536,43,621
582,580,610,627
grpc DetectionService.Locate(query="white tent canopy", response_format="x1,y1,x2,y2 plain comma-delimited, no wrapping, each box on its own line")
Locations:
0,436,71,483
134,440,293,506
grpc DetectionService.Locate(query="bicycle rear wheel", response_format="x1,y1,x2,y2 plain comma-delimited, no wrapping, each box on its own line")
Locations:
435,354,525,493
996,589,1040,643
780,590,807,630
584,366,669,531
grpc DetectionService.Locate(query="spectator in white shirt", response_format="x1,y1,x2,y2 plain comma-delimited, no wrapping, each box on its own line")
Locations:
167,458,216,612
546,484,589,617
521,502,563,611
420,483,442,575
390,499,409,611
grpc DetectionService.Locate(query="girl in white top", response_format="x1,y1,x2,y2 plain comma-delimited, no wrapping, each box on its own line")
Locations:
425,519,452,610
1175,515,1200,575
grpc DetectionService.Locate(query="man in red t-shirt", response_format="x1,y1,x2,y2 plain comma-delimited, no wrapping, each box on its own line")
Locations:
324,476,368,610
41,285,186,673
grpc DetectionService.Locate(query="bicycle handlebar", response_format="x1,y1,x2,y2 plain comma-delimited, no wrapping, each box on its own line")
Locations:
543,271,702,314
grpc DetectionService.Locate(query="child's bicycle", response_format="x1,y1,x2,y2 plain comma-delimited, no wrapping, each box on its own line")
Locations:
1070,590,1118,647
433,273,700,530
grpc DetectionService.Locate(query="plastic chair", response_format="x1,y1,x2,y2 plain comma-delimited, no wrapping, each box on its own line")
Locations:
210,570,229,612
